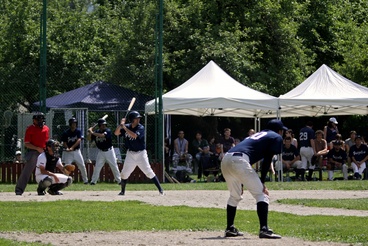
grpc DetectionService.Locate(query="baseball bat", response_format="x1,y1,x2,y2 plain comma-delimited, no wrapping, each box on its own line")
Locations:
91,114,108,128
123,97,136,119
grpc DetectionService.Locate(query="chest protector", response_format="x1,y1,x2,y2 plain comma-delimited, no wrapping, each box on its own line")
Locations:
45,151,59,172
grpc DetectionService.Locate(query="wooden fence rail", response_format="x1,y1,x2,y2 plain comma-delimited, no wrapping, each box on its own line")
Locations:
0,161,163,184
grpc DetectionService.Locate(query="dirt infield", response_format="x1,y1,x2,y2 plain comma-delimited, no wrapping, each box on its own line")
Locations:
1,190,367,245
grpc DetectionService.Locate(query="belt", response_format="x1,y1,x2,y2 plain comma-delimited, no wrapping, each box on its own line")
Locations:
100,147,112,152
231,152,244,157
128,149,144,152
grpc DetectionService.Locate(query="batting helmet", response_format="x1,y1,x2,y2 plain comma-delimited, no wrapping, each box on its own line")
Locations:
68,117,78,126
128,111,141,122
97,118,107,126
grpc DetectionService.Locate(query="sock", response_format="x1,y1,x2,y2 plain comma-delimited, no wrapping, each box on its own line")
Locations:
120,179,128,194
300,169,306,180
295,169,300,179
151,176,163,192
328,171,333,180
307,169,314,180
257,201,268,230
226,204,237,229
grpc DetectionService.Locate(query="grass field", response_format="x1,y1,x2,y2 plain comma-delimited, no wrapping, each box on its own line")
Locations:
0,180,367,245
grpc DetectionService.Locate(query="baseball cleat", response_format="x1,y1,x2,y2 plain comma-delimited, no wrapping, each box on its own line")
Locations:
159,190,165,196
47,190,63,195
259,227,281,239
225,226,244,237
37,188,46,196
90,182,96,185
118,192,125,196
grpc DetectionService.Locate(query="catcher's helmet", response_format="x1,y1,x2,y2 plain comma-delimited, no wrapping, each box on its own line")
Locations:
128,111,141,122
68,117,77,126
98,118,107,126
46,139,60,157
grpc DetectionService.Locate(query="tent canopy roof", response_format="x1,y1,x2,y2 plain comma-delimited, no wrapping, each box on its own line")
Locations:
279,64,368,117
145,61,279,117
34,81,152,111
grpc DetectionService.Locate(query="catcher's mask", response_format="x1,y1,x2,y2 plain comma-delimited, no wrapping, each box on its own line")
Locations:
68,117,78,127
128,111,141,122
33,112,46,128
46,139,60,158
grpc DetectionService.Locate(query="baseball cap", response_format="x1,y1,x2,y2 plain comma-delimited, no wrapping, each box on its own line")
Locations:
15,151,21,155
333,140,343,145
266,119,288,132
329,117,338,124
355,135,362,140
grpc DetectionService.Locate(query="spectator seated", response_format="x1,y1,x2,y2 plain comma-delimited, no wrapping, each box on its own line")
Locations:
198,146,221,181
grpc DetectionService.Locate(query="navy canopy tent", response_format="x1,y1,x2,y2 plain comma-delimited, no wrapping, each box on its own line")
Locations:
34,81,152,111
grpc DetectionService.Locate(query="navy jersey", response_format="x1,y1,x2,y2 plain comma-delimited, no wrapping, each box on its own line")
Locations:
282,144,299,161
327,148,347,164
229,130,283,164
349,144,368,162
61,128,83,149
299,127,315,147
326,127,338,143
91,128,113,150
120,123,146,151
229,130,283,183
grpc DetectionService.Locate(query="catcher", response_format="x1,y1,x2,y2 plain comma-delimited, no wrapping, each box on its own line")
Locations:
35,139,73,195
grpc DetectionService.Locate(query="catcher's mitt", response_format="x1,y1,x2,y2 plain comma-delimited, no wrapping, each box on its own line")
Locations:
64,164,75,175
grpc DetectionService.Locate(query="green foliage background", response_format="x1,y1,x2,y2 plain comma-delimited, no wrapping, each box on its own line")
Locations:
1,0,368,160
1,0,368,111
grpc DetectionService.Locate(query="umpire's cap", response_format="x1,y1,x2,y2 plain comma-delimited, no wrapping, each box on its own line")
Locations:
128,111,141,122
68,117,77,126
267,119,288,132
97,118,107,126
33,112,45,120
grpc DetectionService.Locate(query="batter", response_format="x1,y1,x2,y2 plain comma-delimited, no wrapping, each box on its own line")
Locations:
114,111,164,196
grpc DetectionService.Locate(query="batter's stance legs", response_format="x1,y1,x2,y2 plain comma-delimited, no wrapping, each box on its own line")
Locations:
151,175,164,195
118,176,164,196
119,179,128,195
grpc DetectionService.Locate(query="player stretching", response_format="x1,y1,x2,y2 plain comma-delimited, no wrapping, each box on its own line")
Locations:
114,111,164,196
221,119,286,239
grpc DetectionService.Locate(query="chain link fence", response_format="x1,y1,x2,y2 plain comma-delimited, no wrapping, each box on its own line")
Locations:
0,1,160,164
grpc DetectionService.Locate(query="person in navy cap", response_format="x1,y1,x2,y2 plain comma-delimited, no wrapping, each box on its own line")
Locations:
221,119,286,239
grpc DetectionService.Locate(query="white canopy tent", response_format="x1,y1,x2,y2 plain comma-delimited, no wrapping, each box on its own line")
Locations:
279,64,368,117
145,60,279,118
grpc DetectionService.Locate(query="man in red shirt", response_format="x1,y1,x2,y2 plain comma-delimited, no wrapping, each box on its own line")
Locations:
15,112,49,195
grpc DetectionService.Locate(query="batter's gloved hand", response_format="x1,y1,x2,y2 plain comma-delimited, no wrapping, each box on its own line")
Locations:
64,164,75,175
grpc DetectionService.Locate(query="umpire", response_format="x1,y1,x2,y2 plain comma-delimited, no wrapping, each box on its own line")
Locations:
15,112,50,195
